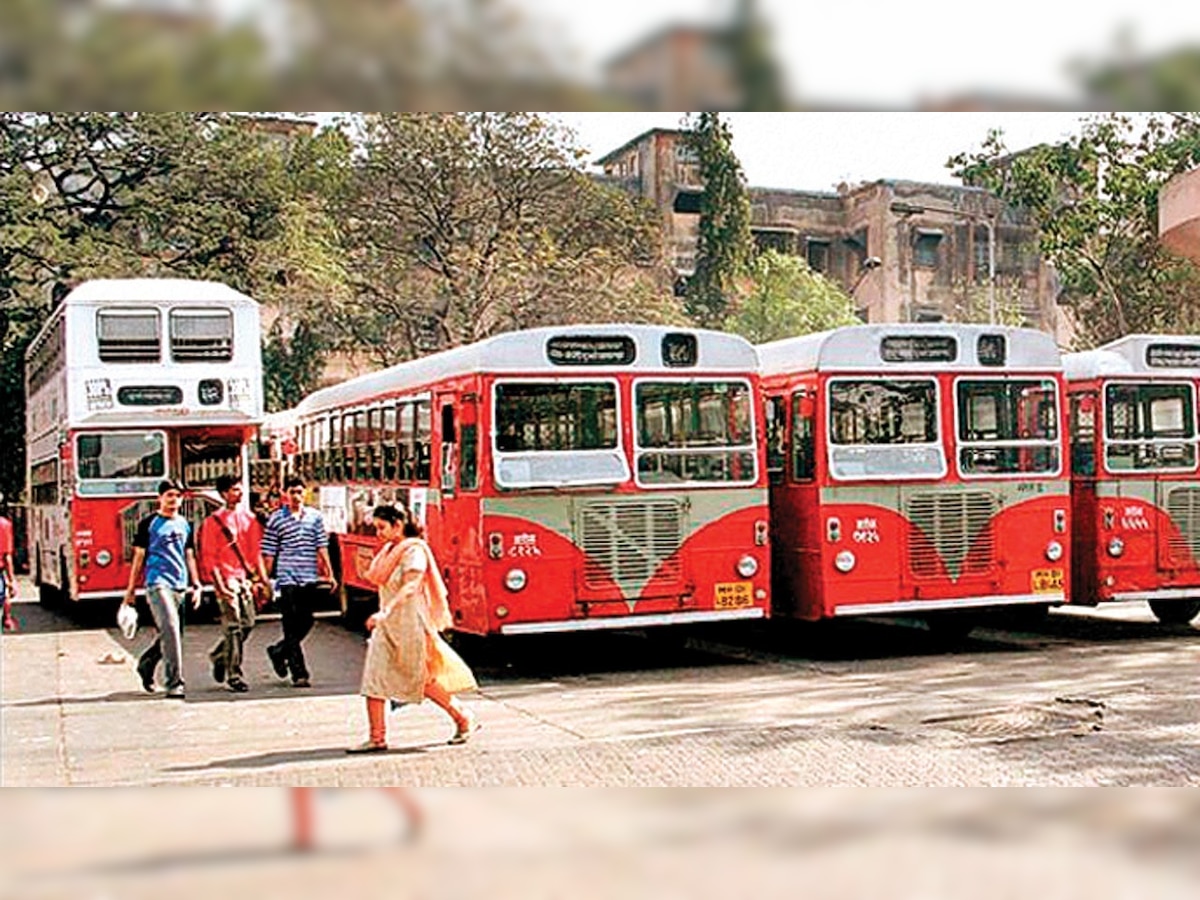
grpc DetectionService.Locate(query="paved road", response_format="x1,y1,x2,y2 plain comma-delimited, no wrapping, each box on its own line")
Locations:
4,575,1200,789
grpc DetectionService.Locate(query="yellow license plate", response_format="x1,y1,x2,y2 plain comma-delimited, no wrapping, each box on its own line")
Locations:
1031,568,1064,593
714,581,754,610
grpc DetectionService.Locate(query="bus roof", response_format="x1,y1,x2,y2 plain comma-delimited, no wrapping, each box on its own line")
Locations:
295,324,757,417
1064,334,1200,381
757,323,1062,376
59,278,259,308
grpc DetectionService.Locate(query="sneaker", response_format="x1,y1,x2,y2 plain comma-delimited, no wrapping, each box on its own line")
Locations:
137,656,156,693
211,656,226,685
292,676,311,688
165,686,185,699
226,677,249,693
266,644,289,678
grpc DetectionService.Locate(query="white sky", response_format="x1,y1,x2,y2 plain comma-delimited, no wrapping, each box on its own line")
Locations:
554,112,1099,193
519,0,1200,105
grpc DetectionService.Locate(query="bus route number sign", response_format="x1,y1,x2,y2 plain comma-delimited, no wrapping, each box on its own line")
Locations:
546,335,636,366
714,581,753,610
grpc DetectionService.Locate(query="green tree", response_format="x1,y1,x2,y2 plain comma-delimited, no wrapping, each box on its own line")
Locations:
728,250,858,343
949,114,1200,347
335,112,677,365
683,112,753,328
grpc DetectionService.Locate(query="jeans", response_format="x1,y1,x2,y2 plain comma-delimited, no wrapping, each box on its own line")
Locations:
272,583,319,681
141,584,186,691
209,579,256,682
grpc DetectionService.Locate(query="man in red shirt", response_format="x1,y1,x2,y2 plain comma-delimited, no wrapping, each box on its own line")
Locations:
198,475,269,692
1,509,16,633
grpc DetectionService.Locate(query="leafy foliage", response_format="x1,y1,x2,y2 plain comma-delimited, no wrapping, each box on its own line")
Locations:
683,113,753,328
949,114,1200,347
728,250,858,343
335,113,678,365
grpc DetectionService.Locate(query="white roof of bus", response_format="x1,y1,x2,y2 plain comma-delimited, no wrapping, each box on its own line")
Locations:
60,278,259,308
1064,334,1200,380
295,324,757,417
757,323,1062,375
261,408,298,436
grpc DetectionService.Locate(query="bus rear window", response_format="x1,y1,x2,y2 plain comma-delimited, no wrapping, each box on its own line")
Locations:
76,432,166,495
829,380,937,445
956,379,1061,475
495,383,617,452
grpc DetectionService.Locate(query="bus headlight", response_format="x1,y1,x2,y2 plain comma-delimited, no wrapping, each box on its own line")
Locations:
834,550,856,573
736,555,758,578
1044,540,1063,562
95,549,112,567
1108,537,1125,558
504,568,527,592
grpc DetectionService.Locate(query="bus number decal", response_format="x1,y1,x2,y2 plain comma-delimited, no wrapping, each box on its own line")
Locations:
509,533,543,557
853,518,881,543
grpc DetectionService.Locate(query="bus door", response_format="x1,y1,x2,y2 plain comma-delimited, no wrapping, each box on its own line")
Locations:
1069,391,1099,598
435,391,484,628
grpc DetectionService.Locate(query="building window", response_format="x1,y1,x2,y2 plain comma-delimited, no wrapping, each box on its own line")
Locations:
806,238,831,273
753,230,794,254
914,230,943,268
673,190,703,214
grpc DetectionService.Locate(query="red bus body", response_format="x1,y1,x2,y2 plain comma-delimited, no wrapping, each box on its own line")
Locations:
759,324,1070,622
288,325,771,636
1065,335,1200,624
24,279,264,603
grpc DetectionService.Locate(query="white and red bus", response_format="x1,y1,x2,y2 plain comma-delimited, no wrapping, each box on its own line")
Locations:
758,324,1069,628
24,278,263,604
288,324,771,635
1065,335,1200,624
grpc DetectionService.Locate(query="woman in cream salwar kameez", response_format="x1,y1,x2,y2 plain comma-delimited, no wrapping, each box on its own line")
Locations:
348,505,479,753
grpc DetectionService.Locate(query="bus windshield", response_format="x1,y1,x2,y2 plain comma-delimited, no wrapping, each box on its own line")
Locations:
76,431,166,495
827,379,944,480
493,381,627,488
1104,382,1197,471
635,380,756,485
956,379,1060,475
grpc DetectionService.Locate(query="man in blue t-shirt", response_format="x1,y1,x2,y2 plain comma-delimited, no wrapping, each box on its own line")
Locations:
122,480,202,698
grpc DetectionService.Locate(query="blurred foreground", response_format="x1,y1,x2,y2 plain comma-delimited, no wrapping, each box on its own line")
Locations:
1,0,1198,109
3,788,1200,899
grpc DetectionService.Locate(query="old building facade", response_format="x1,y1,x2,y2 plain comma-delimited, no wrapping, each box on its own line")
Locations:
596,128,1069,342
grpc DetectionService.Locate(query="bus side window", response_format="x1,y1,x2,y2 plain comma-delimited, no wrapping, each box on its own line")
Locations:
460,398,479,492
440,403,457,497
415,400,432,483
398,402,415,482
1071,392,1096,477
791,391,815,481
383,404,398,480
764,396,786,485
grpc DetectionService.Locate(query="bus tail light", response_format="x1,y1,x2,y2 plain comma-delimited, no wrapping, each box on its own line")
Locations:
827,517,841,543
496,605,510,619
754,520,768,546
78,550,89,568
96,549,112,567
736,555,758,578
504,568,527,591
1045,540,1063,562
488,533,503,560
1108,537,1125,558
834,550,856,573
1053,509,1066,533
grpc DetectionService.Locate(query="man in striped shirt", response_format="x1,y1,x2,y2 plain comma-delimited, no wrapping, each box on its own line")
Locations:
262,477,335,688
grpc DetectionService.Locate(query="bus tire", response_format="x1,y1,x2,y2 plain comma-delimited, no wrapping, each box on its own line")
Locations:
1148,599,1200,625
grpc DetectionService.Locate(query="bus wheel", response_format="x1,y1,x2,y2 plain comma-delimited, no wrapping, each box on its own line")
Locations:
1148,599,1200,625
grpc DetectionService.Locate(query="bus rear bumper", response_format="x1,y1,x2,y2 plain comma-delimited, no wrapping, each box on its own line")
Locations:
833,591,1065,617
498,607,766,635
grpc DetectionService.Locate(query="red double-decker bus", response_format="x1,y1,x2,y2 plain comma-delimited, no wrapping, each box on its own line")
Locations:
24,278,263,604
288,324,771,635
1065,335,1200,624
758,324,1069,630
